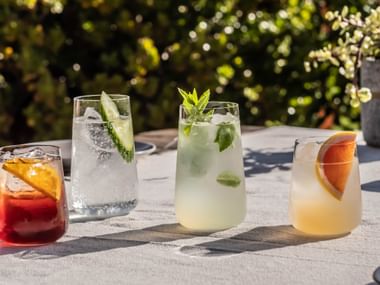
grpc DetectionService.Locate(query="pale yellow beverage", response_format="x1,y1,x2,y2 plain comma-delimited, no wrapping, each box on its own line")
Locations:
175,101,246,231
289,133,362,236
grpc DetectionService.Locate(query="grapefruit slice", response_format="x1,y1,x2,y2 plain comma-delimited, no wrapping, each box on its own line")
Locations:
315,132,357,200
2,158,61,200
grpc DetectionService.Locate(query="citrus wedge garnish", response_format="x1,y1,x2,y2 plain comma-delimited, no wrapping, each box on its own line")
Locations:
315,132,357,200
2,158,61,200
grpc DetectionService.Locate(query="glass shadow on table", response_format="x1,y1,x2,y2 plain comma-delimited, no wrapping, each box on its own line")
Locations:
243,148,293,177
361,180,380,193
0,223,214,259
0,224,348,260
179,225,347,257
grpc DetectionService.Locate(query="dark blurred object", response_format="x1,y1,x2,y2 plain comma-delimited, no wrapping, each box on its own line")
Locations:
374,267,380,284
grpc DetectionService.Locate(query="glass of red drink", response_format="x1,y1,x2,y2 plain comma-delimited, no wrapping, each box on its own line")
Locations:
0,144,68,246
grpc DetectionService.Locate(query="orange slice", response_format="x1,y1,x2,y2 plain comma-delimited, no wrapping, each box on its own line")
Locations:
315,132,357,200
2,158,61,200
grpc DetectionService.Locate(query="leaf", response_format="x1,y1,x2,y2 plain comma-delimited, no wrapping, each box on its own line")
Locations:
226,102,237,114
177,88,189,102
190,88,198,105
182,100,193,115
216,171,241,188
197,89,210,112
183,124,192,136
214,123,235,152
204,109,214,122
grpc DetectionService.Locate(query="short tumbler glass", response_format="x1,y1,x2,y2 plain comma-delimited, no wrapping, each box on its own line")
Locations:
71,94,138,219
175,102,246,231
289,136,362,236
0,144,68,245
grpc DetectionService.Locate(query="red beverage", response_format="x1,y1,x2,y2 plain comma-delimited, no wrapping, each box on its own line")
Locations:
0,145,68,246
0,190,67,245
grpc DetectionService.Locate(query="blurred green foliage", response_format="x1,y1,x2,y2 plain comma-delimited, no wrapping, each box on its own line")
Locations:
0,0,378,145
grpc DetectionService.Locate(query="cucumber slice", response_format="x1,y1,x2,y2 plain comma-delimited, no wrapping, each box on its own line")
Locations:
99,92,134,162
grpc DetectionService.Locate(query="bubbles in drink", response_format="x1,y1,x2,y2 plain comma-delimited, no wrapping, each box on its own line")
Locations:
71,113,138,217
81,107,116,160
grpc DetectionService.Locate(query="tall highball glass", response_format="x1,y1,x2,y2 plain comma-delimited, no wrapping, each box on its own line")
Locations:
71,94,138,219
175,102,246,231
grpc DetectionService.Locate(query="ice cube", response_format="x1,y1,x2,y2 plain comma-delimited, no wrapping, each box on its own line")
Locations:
0,151,12,161
211,113,235,124
81,107,115,160
84,107,102,121
296,142,319,162
6,175,31,192
23,147,47,159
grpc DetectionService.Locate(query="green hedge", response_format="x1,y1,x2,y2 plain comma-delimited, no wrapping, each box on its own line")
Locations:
0,0,376,145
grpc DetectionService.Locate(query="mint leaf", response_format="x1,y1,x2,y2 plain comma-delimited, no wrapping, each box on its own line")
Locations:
214,123,235,152
190,88,198,105
184,124,192,136
216,171,241,187
197,89,210,113
178,88,190,101
204,109,214,121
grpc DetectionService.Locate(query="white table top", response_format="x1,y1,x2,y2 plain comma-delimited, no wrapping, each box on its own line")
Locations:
1,126,379,285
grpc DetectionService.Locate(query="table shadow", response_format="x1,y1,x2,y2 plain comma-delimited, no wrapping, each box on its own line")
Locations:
180,225,346,257
0,223,212,259
361,180,380,193
244,148,293,177
358,145,380,164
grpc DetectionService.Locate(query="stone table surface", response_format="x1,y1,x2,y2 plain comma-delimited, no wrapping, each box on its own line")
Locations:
1,126,379,285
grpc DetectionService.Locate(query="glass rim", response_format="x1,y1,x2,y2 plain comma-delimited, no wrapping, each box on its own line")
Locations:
74,94,130,102
294,136,357,164
179,101,239,110
294,157,357,165
0,144,62,159
295,136,357,146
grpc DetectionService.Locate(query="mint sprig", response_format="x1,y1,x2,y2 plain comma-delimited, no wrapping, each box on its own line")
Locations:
178,88,214,136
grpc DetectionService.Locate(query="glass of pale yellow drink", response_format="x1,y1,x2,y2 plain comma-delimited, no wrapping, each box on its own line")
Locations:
175,101,246,231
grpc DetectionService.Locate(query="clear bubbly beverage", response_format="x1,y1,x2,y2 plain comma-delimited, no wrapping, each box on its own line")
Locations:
175,101,246,231
71,94,138,219
289,133,361,236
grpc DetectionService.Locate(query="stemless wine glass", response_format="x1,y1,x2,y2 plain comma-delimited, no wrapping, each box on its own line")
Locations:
175,102,246,231
71,94,138,219
289,134,362,236
0,144,68,245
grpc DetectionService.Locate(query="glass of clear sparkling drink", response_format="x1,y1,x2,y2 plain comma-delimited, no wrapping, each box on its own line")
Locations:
289,132,361,236
71,93,138,219
175,102,246,231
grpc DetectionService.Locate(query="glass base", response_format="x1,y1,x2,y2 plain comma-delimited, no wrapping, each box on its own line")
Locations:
177,213,245,232
0,240,58,247
70,199,137,222
292,224,353,238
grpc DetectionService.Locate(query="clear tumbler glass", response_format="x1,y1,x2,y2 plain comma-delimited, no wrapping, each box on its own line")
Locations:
289,133,361,236
71,94,138,219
